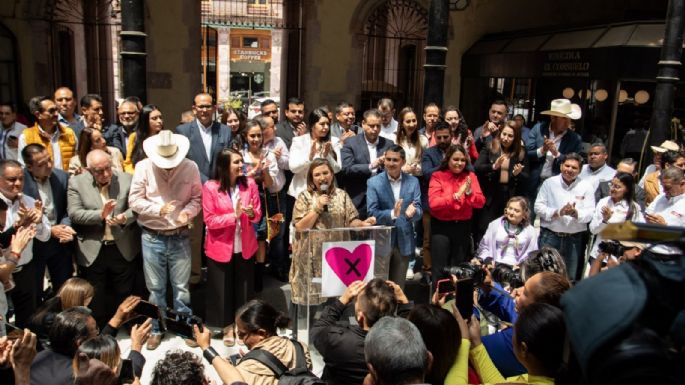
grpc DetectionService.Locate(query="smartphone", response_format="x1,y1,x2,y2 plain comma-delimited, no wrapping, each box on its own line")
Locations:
455,278,475,319
164,318,203,340
229,353,242,365
436,279,455,294
118,358,134,385
134,300,162,320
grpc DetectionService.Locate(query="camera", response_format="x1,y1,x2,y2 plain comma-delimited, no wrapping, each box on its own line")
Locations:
598,240,624,257
163,308,203,340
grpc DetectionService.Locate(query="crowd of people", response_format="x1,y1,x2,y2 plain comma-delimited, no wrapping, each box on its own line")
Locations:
0,87,683,385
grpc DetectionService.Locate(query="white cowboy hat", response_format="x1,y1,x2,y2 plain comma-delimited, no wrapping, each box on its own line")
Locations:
650,140,680,153
540,99,582,120
143,130,190,169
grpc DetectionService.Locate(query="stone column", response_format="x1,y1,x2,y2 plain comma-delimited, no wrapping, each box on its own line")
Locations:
217,27,231,103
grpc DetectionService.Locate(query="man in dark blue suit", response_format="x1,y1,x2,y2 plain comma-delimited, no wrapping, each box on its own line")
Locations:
341,109,394,219
418,122,451,276
175,93,231,285
367,146,422,288
526,99,583,215
21,143,75,297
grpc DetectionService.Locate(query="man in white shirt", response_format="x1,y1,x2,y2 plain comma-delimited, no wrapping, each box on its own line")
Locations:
644,167,685,255
0,102,26,161
0,160,50,327
377,98,398,142
579,143,616,192
535,153,595,281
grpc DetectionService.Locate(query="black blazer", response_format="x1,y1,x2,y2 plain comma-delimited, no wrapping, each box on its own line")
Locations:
340,133,394,218
23,168,70,226
103,123,132,155
23,168,72,256
474,146,529,206
176,120,231,183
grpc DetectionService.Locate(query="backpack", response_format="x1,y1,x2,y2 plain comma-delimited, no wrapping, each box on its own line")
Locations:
241,339,325,385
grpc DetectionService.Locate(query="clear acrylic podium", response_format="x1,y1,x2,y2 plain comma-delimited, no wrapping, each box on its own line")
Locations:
291,226,393,344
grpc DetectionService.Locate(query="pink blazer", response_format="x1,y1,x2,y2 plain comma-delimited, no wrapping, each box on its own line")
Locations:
202,179,262,263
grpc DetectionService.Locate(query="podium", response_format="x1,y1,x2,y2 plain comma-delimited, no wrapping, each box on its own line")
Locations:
291,226,393,344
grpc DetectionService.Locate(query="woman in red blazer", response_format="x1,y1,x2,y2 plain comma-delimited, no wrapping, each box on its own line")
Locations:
428,144,485,280
203,148,262,345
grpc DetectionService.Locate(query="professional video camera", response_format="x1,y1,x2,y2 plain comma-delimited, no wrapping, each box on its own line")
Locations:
561,221,685,385
597,240,624,257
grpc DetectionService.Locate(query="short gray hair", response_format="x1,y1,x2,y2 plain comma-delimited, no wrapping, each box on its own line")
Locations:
365,317,429,385
661,167,684,183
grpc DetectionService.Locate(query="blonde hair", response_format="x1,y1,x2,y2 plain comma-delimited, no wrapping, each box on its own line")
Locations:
58,277,95,309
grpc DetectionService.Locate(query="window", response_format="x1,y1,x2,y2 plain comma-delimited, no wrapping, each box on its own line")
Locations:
248,0,268,4
243,37,259,48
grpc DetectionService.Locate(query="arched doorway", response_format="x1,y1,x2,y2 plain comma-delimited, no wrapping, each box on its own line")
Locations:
0,22,20,103
360,0,428,112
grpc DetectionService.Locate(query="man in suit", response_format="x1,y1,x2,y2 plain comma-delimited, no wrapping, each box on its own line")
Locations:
67,149,140,327
21,143,75,298
176,92,231,285
72,94,106,137
341,109,394,219
526,99,583,217
103,99,139,155
367,146,422,288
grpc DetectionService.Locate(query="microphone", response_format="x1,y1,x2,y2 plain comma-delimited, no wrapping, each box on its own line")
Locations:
320,183,329,212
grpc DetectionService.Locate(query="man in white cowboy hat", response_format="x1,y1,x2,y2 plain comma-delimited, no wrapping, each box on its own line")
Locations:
526,99,583,215
638,139,680,188
128,129,202,350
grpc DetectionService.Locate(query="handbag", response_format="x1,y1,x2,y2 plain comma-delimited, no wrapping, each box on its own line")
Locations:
264,186,285,242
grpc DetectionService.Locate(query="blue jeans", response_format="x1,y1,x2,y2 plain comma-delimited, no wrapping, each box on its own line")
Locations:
538,228,586,281
142,230,192,333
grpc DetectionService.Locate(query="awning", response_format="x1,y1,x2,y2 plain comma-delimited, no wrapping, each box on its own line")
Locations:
462,22,673,80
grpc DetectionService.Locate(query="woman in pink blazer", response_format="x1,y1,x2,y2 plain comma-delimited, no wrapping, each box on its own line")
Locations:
203,148,262,345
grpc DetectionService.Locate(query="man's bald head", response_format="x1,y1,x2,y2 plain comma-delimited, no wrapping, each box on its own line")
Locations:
86,149,112,168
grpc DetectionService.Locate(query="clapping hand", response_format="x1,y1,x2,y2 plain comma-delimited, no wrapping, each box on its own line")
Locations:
393,199,403,219
160,200,178,216
493,154,508,170
512,163,524,176
601,205,613,222
405,202,416,218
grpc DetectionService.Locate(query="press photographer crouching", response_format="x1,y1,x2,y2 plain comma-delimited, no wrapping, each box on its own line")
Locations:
587,240,646,277
561,222,685,385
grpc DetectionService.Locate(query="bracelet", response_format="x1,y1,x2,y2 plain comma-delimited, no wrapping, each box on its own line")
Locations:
203,347,219,364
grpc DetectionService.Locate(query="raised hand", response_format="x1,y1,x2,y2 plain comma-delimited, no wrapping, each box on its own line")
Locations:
512,163,524,176
393,199,403,219
160,200,178,216
601,205,613,222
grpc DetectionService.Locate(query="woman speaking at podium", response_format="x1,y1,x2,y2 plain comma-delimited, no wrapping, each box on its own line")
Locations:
290,158,376,305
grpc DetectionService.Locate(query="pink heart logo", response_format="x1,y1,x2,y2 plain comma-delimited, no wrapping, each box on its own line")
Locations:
325,244,373,286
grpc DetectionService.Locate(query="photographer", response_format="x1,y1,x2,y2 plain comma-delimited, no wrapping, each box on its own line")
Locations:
194,299,313,385
588,240,646,277
478,270,571,377
311,279,410,385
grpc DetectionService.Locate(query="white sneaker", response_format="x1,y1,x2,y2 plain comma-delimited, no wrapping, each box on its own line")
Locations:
406,267,415,280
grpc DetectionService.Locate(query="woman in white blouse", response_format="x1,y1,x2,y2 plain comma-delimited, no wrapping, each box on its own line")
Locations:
589,172,644,260
288,107,341,199
396,107,428,177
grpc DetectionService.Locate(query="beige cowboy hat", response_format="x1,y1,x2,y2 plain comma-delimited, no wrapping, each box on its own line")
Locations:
143,130,190,169
540,99,582,120
618,240,647,250
650,140,680,153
